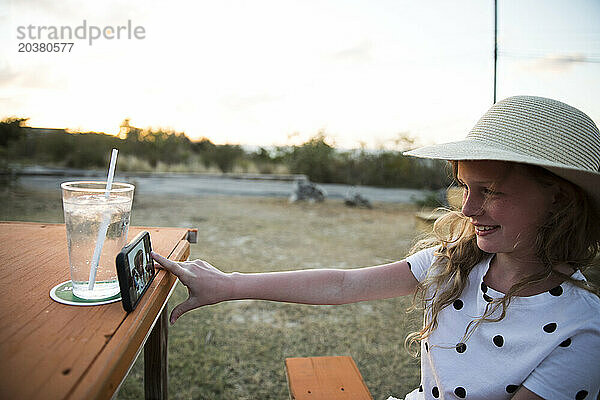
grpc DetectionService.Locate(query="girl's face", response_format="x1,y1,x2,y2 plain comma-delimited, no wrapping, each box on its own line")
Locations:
457,161,557,259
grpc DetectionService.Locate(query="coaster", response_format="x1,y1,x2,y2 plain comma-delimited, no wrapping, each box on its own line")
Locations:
50,281,121,306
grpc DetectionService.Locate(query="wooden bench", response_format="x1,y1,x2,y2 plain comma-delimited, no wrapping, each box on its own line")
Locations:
285,356,373,400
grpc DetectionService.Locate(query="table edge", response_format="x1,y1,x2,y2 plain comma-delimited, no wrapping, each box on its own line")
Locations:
67,228,192,400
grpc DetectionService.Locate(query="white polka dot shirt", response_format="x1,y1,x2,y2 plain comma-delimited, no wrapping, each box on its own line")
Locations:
401,247,600,400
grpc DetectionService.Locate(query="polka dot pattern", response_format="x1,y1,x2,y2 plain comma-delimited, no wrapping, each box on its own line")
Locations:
576,390,588,400
559,338,572,347
437,276,572,397
549,285,563,296
454,387,467,398
493,335,504,347
405,247,596,400
506,385,519,393
453,299,464,310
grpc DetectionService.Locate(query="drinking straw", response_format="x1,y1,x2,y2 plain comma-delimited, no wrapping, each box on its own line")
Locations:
88,149,119,291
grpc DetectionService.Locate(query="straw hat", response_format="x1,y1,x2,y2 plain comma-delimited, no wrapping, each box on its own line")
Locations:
404,95,600,209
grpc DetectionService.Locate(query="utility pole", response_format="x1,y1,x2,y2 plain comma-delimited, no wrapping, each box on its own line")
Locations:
493,0,498,104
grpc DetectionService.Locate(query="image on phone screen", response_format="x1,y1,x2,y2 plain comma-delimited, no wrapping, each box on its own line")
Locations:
126,237,154,305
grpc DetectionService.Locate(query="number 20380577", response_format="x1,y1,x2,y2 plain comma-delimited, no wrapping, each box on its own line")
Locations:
18,42,74,52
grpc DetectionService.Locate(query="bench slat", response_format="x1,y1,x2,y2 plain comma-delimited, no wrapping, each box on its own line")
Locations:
285,356,373,400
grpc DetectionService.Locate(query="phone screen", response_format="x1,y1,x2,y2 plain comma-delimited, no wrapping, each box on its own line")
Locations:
117,231,155,312
126,235,153,305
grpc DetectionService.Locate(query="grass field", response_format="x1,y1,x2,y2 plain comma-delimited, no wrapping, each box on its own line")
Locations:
1,185,425,400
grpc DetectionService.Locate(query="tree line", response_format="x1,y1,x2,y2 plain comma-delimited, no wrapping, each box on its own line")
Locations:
0,117,450,190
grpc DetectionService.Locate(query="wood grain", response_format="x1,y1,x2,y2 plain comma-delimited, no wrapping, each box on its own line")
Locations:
0,222,190,400
285,356,373,400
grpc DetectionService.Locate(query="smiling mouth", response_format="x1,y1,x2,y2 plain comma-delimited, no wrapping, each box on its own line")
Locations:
474,225,500,235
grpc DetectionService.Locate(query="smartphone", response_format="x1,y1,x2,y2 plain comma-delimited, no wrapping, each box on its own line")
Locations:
116,231,156,312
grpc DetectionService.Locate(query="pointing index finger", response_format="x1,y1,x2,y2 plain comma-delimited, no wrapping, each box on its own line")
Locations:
151,251,184,276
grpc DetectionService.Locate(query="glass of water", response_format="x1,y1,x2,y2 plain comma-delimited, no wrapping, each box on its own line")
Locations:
61,181,134,299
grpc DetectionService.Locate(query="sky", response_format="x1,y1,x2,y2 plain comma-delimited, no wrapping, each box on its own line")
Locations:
1,0,599,149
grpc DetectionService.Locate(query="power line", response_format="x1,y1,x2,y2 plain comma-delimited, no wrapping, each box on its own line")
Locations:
499,50,600,63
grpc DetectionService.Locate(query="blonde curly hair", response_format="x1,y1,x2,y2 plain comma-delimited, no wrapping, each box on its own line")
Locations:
405,161,600,355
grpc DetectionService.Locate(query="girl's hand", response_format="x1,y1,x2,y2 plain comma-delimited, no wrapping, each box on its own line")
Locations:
151,251,234,325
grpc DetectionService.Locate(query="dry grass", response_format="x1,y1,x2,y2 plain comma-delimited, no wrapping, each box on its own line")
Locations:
6,185,599,400
128,196,425,399
0,185,424,400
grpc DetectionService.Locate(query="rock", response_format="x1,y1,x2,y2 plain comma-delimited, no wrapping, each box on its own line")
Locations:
344,188,372,209
289,179,326,203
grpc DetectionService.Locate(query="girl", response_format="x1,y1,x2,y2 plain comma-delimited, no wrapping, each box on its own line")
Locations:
152,96,600,400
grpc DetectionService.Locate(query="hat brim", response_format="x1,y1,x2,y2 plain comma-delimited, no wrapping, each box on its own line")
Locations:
404,139,600,211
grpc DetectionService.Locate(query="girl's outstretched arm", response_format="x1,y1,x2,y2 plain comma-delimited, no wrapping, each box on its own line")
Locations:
151,252,418,325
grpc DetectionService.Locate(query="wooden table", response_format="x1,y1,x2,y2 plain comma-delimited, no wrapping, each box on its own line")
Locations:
0,222,194,400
